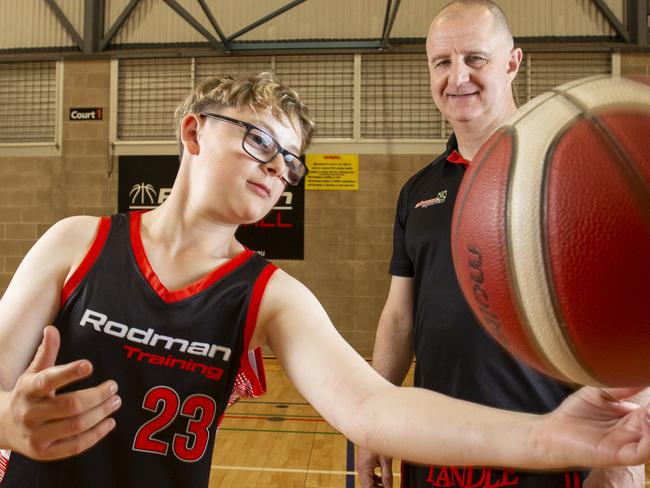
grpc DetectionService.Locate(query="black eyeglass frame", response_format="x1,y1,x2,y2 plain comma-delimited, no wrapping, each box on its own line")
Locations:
199,112,307,186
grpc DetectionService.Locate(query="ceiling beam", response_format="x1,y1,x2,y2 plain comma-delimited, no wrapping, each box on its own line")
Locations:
227,0,307,42
84,0,104,53
100,0,141,51
44,0,84,51
198,0,230,49
627,0,648,45
162,0,227,53
592,0,631,43
381,0,402,49
381,0,393,43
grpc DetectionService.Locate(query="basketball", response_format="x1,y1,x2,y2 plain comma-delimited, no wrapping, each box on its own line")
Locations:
451,75,650,387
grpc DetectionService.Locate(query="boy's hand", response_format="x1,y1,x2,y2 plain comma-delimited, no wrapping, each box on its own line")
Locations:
0,326,120,460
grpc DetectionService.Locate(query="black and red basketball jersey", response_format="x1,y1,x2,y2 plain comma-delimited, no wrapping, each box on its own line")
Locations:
1,212,276,488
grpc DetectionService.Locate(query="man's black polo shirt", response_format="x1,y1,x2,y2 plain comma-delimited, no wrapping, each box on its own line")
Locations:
390,134,585,488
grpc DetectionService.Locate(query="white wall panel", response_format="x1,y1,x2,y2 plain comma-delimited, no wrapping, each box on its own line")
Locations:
58,0,85,35
391,0,618,39
219,0,385,41
110,0,387,44
0,0,80,49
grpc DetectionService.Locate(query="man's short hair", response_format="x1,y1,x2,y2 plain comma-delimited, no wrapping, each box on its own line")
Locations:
174,71,315,155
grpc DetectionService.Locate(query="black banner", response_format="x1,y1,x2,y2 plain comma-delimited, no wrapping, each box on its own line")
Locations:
118,155,304,260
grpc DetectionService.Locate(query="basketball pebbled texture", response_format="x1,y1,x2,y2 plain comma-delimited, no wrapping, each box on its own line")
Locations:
451,76,650,387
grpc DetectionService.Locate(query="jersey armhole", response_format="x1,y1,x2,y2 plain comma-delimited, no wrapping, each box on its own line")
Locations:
0,449,9,482
227,264,278,408
60,216,111,308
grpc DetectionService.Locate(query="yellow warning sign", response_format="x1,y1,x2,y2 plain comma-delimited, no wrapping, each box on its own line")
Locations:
305,154,359,190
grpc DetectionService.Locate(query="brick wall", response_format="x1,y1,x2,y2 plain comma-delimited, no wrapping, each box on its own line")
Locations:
0,158,54,287
279,154,432,356
0,60,114,296
621,51,650,76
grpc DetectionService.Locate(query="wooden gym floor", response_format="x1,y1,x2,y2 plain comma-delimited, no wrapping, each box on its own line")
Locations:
210,358,650,488
209,358,400,488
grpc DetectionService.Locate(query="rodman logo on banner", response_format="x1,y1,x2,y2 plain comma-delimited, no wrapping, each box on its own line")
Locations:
118,155,304,259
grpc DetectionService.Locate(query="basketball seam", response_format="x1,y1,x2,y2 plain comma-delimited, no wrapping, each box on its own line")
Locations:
451,133,509,342
540,114,610,387
557,91,650,227
452,128,567,381
505,128,571,383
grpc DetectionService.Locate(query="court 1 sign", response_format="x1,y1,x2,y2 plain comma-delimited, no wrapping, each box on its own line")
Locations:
305,154,359,190
69,108,103,120
118,155,304,260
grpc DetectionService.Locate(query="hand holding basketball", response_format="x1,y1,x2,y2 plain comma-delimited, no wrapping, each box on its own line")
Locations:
533,386,650,468
0,326,120,460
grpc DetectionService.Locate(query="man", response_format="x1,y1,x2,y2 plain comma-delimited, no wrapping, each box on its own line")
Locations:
357,1,645,487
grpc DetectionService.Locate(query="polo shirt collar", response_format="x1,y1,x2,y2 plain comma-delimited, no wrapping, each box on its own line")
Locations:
445,133,469,167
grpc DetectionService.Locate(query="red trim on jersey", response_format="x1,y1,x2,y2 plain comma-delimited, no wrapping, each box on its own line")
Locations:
563,471,582,487
0,449,11,481
60,217,111,308
129,211,255,304
238,263,277,397
448,149,469,166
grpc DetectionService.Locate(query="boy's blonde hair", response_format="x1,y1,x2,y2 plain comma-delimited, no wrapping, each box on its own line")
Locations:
174,71,315,154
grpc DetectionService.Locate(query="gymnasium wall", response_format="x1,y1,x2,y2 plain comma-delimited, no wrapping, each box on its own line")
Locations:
1,51,648,357
0,60,115,297
622,51,650,75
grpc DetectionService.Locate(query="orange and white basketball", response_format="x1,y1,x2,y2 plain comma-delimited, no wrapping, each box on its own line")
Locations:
451,75,650,387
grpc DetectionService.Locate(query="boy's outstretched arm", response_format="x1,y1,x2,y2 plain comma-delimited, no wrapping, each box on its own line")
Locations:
253,269,650,470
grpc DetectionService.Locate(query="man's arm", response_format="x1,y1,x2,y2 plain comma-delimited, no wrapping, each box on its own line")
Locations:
0,216,121,459
370,276,414,384
356,276,414,487
252,269,650,470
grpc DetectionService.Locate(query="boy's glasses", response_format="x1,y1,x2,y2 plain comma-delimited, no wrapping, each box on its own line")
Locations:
200,112,307,186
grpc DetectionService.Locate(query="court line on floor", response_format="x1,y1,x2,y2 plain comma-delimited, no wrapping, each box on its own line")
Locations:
224,414,326,422
237,400,310,405
226,411,322,419
220,427,342,435
210,464,400,477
